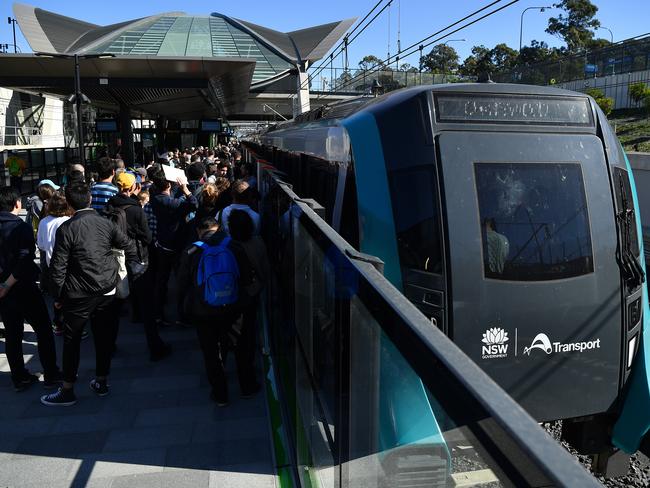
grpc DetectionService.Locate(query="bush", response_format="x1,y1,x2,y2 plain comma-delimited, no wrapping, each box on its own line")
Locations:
585,88,615,115
629,82,650,105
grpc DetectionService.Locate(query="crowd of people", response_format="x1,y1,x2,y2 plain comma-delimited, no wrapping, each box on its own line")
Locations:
0,142,268,407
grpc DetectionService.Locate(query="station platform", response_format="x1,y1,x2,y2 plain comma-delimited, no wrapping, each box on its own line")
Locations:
0,314,278,488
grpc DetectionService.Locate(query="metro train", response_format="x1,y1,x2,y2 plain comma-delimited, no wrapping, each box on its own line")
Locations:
243,83,650,471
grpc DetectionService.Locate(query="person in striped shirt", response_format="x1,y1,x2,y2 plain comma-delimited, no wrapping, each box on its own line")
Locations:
90,157,118,211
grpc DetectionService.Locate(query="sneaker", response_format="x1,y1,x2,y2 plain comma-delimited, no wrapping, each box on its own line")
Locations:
155,319,172,328
89,379,109,397
43,370,64,389
81,329,89,340
41,387,77,406
52,323,64,336
210,391,229,407
14,373,39,392
149,343,172,362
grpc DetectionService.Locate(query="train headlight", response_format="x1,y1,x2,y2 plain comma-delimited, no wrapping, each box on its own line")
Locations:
627,334,638,370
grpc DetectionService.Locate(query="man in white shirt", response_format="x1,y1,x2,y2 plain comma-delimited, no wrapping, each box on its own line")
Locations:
218,180,260,236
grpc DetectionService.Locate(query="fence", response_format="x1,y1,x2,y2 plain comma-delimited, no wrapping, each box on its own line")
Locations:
307,67,472,94
494,34,650,87
257,163,600,487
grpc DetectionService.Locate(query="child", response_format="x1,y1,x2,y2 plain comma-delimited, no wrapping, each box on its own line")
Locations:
138,190,150,207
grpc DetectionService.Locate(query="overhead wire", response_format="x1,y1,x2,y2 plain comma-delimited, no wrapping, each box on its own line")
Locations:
320,0,520,97
299,0,393,91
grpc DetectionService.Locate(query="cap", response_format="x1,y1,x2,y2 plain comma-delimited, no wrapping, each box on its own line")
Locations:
38,179,60,190
115,171,136,190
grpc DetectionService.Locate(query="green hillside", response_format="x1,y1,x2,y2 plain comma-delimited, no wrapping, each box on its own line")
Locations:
610,109,650,152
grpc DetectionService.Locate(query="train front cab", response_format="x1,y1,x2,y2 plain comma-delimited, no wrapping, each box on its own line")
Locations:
344,85,650,471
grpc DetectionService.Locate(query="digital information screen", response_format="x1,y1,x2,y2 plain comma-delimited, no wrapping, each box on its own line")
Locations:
200,119,222,132
436,94,593,126
95,119,118,132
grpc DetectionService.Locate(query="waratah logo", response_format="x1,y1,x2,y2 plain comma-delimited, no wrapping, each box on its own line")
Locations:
523,333,553,355
481,327,509,359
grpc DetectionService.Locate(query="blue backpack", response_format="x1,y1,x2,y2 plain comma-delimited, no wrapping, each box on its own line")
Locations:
194,238,239,307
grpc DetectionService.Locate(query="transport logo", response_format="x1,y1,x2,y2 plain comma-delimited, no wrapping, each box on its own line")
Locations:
481,327,509,359
523,332,601,356
523,333,553,355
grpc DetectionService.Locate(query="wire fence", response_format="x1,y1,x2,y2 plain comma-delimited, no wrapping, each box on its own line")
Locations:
493,34,650,86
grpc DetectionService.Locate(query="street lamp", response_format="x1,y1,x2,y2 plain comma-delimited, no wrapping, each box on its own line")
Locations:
7,17,17,53
519,6,553,52
443,39,466,46
35,52,114,166
598,26,614,43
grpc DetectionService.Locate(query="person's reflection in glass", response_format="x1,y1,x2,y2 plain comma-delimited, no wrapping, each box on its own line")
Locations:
485,218,510,274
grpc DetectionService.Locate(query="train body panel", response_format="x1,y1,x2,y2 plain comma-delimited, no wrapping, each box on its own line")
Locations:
245,83,650,452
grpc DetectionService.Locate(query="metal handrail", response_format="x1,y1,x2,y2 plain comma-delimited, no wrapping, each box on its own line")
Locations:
265,168,601,487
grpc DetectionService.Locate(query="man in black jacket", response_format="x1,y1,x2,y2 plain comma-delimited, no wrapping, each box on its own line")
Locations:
108,172,170,361
0,187,61,392
41,182,137,406
177,216,255,406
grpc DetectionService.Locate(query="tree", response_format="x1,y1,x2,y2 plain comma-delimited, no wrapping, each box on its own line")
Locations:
420,44,460,74
459,45,493,76
518,40,561,65
399,63,419,73
546,0,600,52
491,43,519,72
334,70,353,91
629,82,650,105
358,55,384,71
585,88,614,115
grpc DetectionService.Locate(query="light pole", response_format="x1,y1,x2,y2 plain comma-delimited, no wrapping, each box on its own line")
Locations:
519,6,552,52
7,17,17,53
443,38,466,46
598,26,614,44
35,52,114,166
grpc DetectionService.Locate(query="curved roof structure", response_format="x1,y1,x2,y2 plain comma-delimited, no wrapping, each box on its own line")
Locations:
13,3,356,85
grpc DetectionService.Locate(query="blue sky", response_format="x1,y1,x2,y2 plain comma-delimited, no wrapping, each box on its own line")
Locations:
2,0,647,68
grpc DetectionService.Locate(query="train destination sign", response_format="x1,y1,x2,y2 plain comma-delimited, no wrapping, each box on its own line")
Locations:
436,94,593,126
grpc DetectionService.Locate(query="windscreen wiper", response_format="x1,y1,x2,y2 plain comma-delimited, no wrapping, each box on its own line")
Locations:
617,173,645,290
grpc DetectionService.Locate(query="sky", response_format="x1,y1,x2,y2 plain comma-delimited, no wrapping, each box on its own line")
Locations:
1,0,648,70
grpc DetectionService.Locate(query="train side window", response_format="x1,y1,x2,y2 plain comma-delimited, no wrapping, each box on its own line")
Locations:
475,162,594,281
388,166,443,274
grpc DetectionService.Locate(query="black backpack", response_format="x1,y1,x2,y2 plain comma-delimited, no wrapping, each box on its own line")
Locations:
103,203,129,236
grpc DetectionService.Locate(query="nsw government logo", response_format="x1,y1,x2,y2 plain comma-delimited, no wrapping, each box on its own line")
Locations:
481,327,509,359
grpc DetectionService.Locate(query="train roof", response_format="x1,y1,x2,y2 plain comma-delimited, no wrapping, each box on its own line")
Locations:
286,83,590,126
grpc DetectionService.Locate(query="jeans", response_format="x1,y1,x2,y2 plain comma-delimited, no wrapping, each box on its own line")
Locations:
195,308,256,401
131,265,166,353
0,281,58,384
62,295,116,384
153,246,177,322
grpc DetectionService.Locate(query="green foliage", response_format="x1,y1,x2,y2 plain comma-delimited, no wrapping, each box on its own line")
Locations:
398,63,419,73
585,88,614,115
459,44,520,77
644,93,650,113
420,44,460,74
546,0,600,52
629,82,650,104
358,55,384,71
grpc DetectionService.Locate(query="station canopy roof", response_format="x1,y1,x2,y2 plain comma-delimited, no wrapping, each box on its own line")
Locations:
3,3,356,119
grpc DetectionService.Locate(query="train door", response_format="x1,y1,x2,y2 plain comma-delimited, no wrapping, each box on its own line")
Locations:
437,130,622,421
388,165,448,334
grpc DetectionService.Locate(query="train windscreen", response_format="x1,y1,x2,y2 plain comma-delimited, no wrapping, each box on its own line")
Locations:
474,162,594,281
436,94,593,126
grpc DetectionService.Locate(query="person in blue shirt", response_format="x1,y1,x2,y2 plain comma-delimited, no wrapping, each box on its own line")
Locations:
90,157,117,211
150,175,198,326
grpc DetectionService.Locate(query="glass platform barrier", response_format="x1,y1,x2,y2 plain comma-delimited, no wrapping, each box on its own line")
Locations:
258,168,601,488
